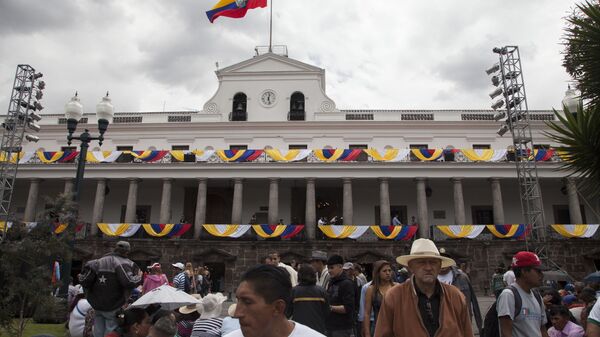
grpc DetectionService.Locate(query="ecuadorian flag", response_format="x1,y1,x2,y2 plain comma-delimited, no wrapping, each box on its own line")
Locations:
206,0,267,23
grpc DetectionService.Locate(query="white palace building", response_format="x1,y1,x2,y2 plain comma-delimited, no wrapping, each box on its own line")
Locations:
8,49,600,293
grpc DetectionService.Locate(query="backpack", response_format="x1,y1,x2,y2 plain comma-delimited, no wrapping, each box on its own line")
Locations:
482,286,542,337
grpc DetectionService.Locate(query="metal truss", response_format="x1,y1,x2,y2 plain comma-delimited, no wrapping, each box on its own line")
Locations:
0,65,36,241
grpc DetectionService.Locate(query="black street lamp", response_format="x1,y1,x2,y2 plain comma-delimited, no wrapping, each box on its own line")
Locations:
58,92,113,298
64,92,114,202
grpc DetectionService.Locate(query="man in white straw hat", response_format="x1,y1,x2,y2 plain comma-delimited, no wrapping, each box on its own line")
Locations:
374,239,474,337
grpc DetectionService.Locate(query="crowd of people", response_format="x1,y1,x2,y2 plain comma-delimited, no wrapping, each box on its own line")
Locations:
61,239,600,337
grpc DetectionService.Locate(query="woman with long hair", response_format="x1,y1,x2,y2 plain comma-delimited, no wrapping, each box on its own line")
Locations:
185,262,197,294
363,260,396,337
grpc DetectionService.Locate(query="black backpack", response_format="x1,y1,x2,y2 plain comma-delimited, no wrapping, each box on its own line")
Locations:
482,286,542,337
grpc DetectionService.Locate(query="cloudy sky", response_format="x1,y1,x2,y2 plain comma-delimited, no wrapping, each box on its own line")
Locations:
0,0,581,115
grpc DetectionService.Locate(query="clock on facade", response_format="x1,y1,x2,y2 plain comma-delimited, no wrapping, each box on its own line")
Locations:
260,90,277,107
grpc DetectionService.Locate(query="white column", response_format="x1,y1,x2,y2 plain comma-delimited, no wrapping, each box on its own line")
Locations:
268,178,280,225
63,178,74,196
194,178,207,239
490,178,505,224
23,178,42,222
416,177,429,238
124,178,140,223
379,178,391,226
566,178,583,223
305,178,316,240
91,178,107,235
343,178,353,225
159,178,173,224
231,178,243,224
452,178,466,225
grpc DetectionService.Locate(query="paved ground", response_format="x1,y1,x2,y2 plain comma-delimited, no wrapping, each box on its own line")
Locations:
220,294,497,336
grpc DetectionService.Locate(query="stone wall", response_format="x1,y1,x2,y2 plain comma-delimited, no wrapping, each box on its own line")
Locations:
74,239,600,297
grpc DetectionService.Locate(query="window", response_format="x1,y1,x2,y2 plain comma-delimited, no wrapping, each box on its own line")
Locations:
553,205,586,224
168,115,191,123
346,114,374,120
172,145,194,162
374,205,407,226
473,144,491,149
471,206,494,224
120,205,152,236
114,116,142,123
229,145,248,151
289,92,305,121
409,144,428,161
349,144,368,161
116,146,134,163
231,93,247,121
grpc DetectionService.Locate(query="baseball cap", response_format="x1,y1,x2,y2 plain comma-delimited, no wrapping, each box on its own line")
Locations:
511,251,549,270
342,262,354,270
172,262,184,270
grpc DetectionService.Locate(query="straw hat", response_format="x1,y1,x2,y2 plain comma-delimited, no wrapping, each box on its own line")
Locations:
178,294,203,315
200,293,227,319
227,303,237,317
396,239,455,268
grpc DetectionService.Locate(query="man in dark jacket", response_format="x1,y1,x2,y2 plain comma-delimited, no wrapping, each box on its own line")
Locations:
291,264,329,334
80,241,142,337
326,254,356,337
437,249,483,335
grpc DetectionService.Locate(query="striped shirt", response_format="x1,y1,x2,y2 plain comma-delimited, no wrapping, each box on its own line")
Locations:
191,317,223,337
173,272,187,291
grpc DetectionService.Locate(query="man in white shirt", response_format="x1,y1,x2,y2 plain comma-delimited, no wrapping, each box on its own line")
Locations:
268,251,298,286
225,264,324,337
497,251,549,337
309,250,329,289
503,267,516,286
588,300,600,337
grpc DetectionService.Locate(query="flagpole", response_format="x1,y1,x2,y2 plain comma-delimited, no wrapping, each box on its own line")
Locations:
269,0,273,52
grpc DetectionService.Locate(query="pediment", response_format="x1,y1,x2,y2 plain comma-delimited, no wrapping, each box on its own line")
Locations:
218,53,323,75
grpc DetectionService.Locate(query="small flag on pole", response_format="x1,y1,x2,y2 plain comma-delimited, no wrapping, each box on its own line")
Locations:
206,0,267,23
51,261,61,285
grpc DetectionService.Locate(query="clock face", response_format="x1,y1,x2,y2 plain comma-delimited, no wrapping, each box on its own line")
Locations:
260,90,276,107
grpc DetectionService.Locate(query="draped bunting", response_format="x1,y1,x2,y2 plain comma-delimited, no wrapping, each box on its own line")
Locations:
0,151,35,164
252,225,304,238
318,225,370,239
364,149,411,162
534,149,555,162
411,149,444,161
370,225,418,240
551,224,599,238
126,151,169,162
37,151,79,163
436,225,486,239
10,148,563,164
265,149,312,162
98,223,142,237
203,224,251,237
216,150,263,162
313,149,362,162
486,224,530,239
86,151,123,163
460,149,507,162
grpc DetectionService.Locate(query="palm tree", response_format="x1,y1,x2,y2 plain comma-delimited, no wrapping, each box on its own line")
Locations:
545,104,600,198
562,1,600,107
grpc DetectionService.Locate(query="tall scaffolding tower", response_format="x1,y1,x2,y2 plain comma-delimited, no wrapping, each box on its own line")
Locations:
0,64,44,242
487,46,546,248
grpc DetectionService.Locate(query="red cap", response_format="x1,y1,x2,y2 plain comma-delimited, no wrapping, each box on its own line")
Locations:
511,251,545,269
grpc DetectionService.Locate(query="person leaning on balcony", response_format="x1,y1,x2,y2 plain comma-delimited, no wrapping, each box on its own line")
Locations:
374,239,474,337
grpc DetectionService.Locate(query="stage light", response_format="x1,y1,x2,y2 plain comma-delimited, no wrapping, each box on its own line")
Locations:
493,47,507,54
485,64,500,75
497,124,509,136
493,111,506,121
29,112,42,122
37,81,45,90
489,88,503,99
491,76,500,87
35,90,43,100
25,134,39,142
28,122,41,132
29,72,43,80
491,100,505,110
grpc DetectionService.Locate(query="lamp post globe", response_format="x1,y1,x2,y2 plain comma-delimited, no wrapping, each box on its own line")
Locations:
64,93,83,120
562,85,581,114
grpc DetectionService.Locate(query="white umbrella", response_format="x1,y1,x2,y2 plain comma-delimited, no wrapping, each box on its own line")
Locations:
130,285,201,311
